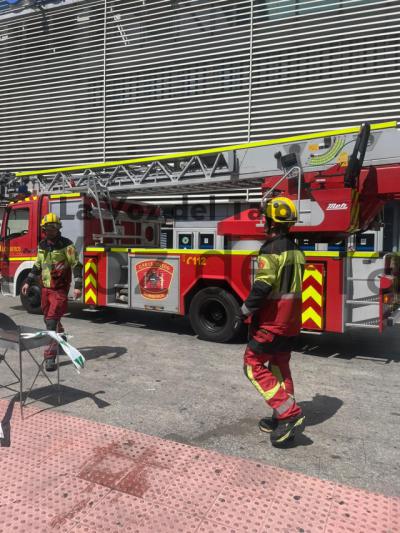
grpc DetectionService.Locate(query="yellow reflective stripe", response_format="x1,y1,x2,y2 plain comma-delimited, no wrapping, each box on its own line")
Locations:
16,121,396,177
275,416,305,443
302,285,323,307
303,251,340,257
50,193,81,199
84,274,97,288
302,307,322,328
8,257,37,261
110,247,130,252
129,248,258,255
303,267,323,285
246,365,281,401
85,261,98,273
85,288,97,303
347,251,379,258
85,247,105,252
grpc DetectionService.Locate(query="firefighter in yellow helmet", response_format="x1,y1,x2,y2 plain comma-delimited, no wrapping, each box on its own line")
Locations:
21,213,82,371
239,196,306,446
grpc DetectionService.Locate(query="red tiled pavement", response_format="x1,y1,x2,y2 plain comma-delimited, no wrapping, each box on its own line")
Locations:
0,399,398,533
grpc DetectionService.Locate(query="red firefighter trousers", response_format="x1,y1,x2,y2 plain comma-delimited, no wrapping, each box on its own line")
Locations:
41,287,68,359
244,328,302,420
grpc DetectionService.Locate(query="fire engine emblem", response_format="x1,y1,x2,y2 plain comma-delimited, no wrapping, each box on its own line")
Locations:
135,260,174,300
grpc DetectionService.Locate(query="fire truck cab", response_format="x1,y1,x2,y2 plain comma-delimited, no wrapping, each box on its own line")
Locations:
0,192,161,312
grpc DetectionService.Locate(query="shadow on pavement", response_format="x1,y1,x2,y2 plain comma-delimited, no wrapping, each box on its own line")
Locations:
275,432,314,449
57,345,127,366
262,394,342,450
296,329,400,363
26,384,110,409
11,304,399,355
10,304,246,344
0,393,17,447
298,393,343,427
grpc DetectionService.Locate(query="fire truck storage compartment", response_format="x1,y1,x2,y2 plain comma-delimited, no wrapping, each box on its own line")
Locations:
107,251,129,306
345,255,386,326
129,253,180,313
50,198,84,259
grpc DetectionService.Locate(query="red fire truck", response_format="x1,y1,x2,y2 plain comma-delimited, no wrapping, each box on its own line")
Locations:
1,122,399,341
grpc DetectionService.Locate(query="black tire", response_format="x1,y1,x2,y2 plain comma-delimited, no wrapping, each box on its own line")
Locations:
20,282,42,314
189,287,243,343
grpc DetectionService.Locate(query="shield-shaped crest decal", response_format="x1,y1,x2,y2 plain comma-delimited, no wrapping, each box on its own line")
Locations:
135,260,174,300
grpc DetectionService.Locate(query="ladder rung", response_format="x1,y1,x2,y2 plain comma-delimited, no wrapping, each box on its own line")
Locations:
346,300,379,306
345,320,379,329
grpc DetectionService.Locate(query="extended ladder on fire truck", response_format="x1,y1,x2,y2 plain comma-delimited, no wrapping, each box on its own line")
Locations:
2,120,399,242
2,121,398,199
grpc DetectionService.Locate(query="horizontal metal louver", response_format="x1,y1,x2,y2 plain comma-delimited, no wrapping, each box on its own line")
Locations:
0,0,106,171
0,0,399,172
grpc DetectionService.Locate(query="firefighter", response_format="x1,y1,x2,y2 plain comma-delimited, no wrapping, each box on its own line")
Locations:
239,196,306,446
21,213,82,372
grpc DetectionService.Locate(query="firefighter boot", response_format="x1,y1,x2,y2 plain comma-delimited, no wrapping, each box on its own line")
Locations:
270,414,305,447
45,357,57,372
259,416,278,433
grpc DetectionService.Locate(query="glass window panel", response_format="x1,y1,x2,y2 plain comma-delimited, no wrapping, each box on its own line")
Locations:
6,208,29,240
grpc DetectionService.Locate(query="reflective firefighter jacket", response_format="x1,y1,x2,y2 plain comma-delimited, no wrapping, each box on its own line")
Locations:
242,234,305,337
27,236,83,290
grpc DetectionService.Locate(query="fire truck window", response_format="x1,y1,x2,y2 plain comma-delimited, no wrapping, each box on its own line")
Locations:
6,208,29,240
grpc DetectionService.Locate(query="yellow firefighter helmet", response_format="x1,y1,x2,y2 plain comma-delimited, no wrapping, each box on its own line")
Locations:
265,196,298,225
41,213,62,228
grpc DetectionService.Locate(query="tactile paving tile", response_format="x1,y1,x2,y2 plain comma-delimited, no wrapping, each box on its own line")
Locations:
68,491,155,532
115,461,172,500
111,434,189,471
179,447,239,482
325,483,393,533
263,471,336,533
134,501,202,533
158,471,226,517
0,462,68,507
391,497,400,531
36,476,110,531
78,446,138,489
0,500,48,533
228,460,286,495
197,520,241,533
1,398,399,533
34,443,101,478
206,483,274,532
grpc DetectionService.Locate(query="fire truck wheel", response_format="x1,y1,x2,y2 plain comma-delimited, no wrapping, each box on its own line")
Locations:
20,282,42,315
189,287,242,343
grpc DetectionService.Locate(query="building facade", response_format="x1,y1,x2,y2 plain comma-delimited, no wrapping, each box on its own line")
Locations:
0,0,399,170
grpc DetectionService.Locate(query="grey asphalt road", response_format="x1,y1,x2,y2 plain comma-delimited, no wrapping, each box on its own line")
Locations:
0,297,399,497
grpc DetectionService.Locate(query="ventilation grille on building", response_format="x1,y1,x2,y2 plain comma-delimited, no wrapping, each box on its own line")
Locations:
0,0,399,172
